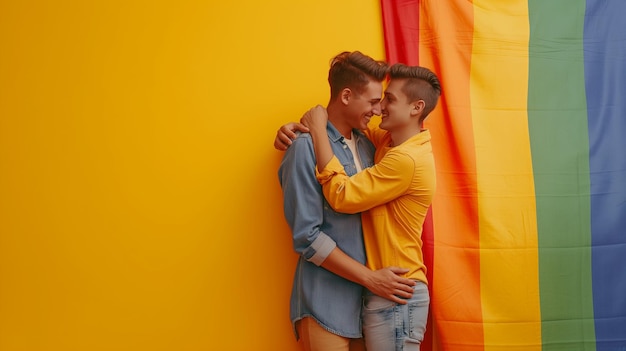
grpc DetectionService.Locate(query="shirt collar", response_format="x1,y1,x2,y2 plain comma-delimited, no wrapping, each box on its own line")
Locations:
326,121,365,143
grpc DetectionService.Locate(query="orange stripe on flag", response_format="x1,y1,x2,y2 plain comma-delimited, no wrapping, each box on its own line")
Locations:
418,1,485,350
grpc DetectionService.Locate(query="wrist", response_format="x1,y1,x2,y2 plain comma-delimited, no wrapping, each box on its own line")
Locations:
360,269,374,290
310,126,325,139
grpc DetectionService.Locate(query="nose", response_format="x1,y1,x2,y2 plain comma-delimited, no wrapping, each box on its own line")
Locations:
378,99,388,114
372,102,382,116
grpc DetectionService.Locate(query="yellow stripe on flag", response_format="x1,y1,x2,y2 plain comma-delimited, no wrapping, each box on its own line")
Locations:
471,2,542,350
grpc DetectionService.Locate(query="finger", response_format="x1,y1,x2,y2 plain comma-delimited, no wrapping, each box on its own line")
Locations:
280,126,298,140
396,281,416,293
293,123,310,133
274,141,287,151
278,131,294,145
391,295,408,305
388,266,410,275
273,136,290,151
399,277,417,287
395,288,413,298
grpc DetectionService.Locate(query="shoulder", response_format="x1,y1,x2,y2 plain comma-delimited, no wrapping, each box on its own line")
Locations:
387,142,433,170
287,132,313,150
383,147,417,169
293,131,312,142
282,132,314,164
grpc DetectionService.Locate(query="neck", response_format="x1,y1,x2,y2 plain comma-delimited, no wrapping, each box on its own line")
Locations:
326,103,353,138
390,125,424,147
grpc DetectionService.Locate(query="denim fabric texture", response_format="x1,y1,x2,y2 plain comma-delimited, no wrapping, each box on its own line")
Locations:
278,122,376,338
362,281,430,351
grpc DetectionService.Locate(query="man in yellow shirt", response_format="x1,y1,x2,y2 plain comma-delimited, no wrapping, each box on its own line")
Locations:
277,53,419,351
293,63,441,351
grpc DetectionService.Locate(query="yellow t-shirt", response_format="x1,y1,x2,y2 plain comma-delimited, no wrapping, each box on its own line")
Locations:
316,127,435,283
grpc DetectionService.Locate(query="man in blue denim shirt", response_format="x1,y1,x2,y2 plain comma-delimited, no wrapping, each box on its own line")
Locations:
278,51,415,351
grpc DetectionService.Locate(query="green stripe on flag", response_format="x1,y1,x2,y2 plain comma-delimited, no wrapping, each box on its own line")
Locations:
527,0,596,349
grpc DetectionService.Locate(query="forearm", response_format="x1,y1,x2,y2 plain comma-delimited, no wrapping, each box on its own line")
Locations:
320,247,373,288
318,150,413,213
309,125,334,173
320,247,417,304
279,136,330,258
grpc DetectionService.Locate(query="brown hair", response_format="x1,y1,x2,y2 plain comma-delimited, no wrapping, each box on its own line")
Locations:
328,51,388,100
389,63,441,119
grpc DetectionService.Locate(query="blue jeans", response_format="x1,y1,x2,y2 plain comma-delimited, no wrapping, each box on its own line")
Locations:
362,281,429,351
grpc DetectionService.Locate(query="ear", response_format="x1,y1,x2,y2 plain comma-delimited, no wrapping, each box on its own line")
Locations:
410,100,425,116
340,88,352,105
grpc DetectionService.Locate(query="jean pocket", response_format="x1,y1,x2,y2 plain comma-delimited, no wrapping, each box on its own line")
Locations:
407,298,429,342
363,295,395,312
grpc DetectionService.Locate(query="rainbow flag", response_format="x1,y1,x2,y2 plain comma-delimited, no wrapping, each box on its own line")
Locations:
381,0,626,350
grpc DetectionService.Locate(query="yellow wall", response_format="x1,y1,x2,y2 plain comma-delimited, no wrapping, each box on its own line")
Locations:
0,1,384,350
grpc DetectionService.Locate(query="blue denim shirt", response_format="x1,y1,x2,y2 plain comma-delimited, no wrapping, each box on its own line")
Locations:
278,122,376,338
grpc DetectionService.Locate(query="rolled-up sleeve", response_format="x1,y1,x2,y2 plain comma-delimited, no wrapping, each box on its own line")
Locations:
278,134,336,265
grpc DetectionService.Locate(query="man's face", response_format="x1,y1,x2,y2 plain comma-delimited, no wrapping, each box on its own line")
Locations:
380,78,415,132
346,80,383,130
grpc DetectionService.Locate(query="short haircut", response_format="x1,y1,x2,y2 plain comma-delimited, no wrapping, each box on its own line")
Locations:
328,51,389,100
389,63,441,119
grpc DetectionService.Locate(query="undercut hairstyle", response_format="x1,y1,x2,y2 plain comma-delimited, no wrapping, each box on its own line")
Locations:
328,51,389,100
389,63,441,119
